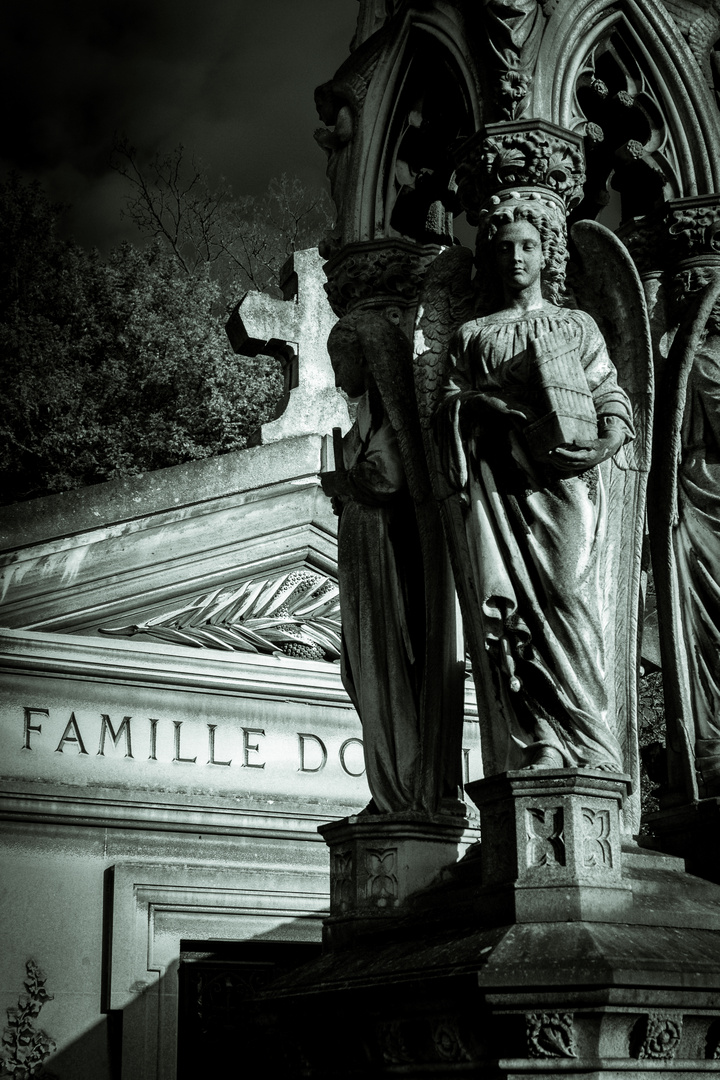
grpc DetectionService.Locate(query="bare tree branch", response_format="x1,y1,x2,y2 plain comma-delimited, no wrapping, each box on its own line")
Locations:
111,139,335,299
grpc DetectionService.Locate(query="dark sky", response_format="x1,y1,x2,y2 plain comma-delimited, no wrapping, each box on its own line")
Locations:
1,0,358,251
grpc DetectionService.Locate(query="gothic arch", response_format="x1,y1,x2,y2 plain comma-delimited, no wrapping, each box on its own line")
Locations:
349,10,481,245
535,0,720,207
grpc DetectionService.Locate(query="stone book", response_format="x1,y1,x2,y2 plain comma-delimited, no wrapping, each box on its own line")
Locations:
523,329,597,459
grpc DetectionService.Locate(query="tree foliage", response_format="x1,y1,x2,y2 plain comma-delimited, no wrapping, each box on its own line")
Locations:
0,173,284,503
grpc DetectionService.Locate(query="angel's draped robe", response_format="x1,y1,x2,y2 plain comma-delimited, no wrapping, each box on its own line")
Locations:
675,331,720,794
442,304,634,772
336,391,424,812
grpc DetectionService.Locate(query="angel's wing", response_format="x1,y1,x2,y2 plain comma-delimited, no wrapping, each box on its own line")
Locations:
414,246,477,429
570,219,653,472
571,220,654,832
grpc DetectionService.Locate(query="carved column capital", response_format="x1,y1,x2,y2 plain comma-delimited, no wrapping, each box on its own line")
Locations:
665,197,720,327
666,193,720,264
454,119,585,224
322,239,442,318
616,213,669,278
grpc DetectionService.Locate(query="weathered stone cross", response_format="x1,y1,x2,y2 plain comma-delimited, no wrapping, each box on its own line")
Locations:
226,248,349,444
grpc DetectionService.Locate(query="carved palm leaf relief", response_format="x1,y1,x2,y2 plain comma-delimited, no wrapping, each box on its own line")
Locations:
99,569,341,661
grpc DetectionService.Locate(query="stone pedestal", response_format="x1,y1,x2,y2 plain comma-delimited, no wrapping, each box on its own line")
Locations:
465,769,632,922
319,813,469,948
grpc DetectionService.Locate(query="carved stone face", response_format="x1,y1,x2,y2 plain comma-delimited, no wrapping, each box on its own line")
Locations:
493,219,545,292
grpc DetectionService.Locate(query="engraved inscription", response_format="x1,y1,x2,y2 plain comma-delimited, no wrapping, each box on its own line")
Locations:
98,714,133,758
526,807,565,867
207,724,231,766
365,848,398,907
14,706,365,778
22,707,47,750
298,732,327,772
55,713,88,755
173,720,197,764
242,727,265,769
339,737,365,776
582,807,612,867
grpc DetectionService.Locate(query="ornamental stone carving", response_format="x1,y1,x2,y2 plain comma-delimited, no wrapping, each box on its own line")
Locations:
454,119,585,223
633,1013,683,1061
526,1011,577,1059
526,807,565,868
430,1018,473,1064
667,194,720,262
99,569,341,662
581,807,613,868
323,239,441,318
331,851,353,912
364,848,399,907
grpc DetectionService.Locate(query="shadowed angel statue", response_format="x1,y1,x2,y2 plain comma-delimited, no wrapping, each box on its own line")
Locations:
321,307,464,818
415,188,652,811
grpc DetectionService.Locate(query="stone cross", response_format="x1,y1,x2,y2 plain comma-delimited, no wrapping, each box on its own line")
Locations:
226,248,349,444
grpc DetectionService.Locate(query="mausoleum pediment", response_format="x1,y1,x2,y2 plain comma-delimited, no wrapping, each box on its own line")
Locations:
0,432,338,639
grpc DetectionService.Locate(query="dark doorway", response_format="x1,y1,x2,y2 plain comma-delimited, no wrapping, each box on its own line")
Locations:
177,939,322,1078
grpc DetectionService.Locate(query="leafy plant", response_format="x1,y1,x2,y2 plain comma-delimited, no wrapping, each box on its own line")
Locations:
112,139,334,295
0,961,56,1080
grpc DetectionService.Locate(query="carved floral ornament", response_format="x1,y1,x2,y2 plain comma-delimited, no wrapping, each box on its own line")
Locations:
454,120,586,226
667,195,720,262
99,569,341,662
526,1011,577,1059
323,239,441,317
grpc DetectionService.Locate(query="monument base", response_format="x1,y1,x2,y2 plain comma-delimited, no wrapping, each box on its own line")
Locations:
245,771,720,1077
319,811,470,949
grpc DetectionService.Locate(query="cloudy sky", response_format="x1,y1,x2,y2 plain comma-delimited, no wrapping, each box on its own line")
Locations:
1,0,358,250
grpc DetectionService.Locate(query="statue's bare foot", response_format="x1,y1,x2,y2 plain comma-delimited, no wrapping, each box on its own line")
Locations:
527,746,564,770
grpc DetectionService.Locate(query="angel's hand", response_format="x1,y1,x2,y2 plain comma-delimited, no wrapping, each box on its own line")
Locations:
321,470,355,504
462,393,527,423
550,422,627,475
320,471,345,498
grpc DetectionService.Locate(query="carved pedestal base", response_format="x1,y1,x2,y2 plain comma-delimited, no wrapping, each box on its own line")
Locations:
465,769,632,922
319,813,469,948
246,774,720,1076
646,796,720,884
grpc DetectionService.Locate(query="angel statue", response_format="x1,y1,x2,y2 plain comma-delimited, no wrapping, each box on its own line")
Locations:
321,307,464,818
415,186,652,813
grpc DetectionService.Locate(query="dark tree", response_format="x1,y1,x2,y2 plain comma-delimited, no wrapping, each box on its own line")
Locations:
0,174,283,503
